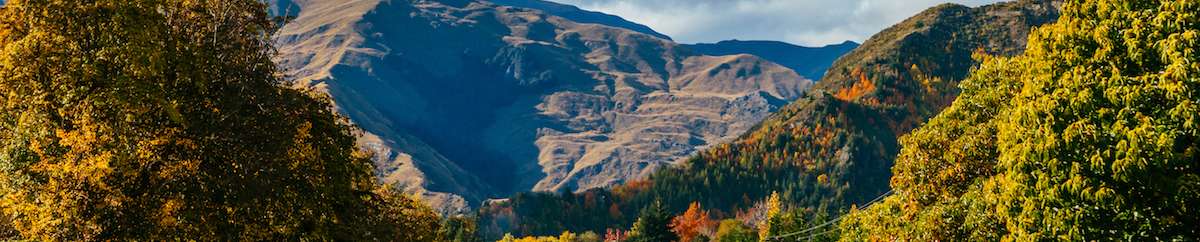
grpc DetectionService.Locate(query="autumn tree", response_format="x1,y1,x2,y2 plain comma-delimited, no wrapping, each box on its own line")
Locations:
0,0,442,240
757,192,781,241
670,202,715,242
989,0,1200,238
840,0,1200,240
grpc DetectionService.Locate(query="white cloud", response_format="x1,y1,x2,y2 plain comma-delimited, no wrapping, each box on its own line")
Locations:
550,0,1006,46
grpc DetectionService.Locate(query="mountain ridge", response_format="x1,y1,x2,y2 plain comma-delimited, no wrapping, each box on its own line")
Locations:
683,40,860,81
273,0,813,213
485,0,672,41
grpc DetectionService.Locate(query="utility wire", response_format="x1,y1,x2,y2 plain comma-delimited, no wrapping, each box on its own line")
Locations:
767,189,894,241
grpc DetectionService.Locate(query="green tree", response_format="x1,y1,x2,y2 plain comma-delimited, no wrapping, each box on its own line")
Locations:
627,200,678,242
840,0,1200,240
714,219,757,242
441,215,481,242
990,0,1200,239
0,0,444,240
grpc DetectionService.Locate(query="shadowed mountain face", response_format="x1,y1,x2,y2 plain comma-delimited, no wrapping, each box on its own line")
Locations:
267,0,299,17
485,0,672,41
683,40,860,81
273,0,811,212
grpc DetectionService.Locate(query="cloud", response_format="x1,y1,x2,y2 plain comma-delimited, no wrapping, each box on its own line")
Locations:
549,0,1006,46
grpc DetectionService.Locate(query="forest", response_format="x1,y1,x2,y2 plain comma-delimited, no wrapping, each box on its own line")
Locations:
485,0,1198,241
0,0,1196,241
0,0,466,240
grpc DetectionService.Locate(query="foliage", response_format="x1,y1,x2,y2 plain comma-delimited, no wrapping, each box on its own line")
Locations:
0,0,450,240
441,215,482,242
477,0,1062,239
837,54,1022,241
670,202,716,242
840,0,1200,240
498,231,601,242
756,192,780,241
626,201,678,242
752,193,838,241
714,219,757,242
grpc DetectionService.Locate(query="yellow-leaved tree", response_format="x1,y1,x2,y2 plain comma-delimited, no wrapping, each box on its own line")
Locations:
0,0,443,240
840,0,1199,240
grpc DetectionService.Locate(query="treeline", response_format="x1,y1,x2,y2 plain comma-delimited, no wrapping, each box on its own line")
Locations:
0,0,468,240
494,196,799,242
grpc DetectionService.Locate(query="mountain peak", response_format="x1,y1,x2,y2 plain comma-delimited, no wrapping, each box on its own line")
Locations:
683,40,860,81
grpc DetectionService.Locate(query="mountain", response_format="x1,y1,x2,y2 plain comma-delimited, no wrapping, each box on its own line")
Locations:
486,0,672,40
683,40,859,81
478,0,1062,238
841,0,1199,240
272,0,811,213
267,0,299,17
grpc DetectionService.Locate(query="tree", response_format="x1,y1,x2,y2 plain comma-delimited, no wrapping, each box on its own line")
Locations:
840,0,1200,240
989,0,1200,239
0,0,442,240
440,215,481,242
497,231,601,242
757,192,781,241
627,200,678,242
670,202,715,242
714,219,757,242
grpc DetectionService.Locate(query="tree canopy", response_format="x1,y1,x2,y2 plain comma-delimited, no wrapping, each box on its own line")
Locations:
626,201,677,242
840,0,1200,240
0,0,446,240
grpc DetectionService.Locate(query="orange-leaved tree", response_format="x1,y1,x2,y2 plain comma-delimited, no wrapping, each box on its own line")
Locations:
670,202,716,242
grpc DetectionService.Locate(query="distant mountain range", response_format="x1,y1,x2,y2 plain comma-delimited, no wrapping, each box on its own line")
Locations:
485,0,671,40
271,0,829,213
683,40,859,81
479,0,859,82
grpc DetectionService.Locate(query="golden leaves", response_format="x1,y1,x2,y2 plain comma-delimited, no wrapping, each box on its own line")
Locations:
846,0,1200,240
0,0,440,240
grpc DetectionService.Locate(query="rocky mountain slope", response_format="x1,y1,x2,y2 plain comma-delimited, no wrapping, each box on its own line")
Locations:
478,0,1062,237
683,40,859,81
478,1,863,82
272,0,812,212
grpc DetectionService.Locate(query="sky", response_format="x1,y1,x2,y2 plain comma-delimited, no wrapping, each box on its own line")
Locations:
549,0,1007,47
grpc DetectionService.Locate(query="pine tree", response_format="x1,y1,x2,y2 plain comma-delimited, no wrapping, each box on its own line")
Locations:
0,0,443,240
627,200,678,242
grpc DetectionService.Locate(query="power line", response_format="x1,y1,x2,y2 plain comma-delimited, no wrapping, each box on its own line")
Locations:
767,189,894,241
798,227,840,241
